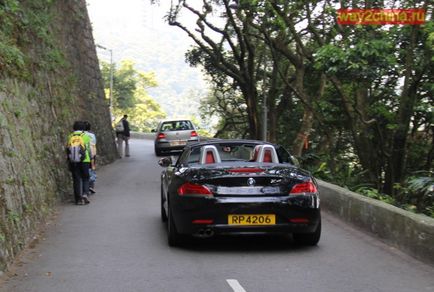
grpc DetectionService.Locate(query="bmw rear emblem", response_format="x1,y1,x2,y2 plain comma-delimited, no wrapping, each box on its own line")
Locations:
247,178,256,186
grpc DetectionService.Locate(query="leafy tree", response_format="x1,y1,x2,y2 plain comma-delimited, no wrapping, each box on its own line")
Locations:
166,0,267,139
100,60,166,131
251,0,433,195
199,82,250,138
156,0,433,214
312,3,433,194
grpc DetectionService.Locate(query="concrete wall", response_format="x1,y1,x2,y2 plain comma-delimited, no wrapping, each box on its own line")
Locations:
319,180,434,266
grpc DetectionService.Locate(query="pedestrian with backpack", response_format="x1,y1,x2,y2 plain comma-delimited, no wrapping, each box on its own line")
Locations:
66,121,92,205
115,114,130,158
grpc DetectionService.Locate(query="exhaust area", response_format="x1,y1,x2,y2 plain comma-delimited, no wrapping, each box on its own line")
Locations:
194,228,215,238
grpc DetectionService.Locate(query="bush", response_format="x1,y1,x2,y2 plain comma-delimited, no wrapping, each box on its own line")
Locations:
400,173,434,217
355,187,396,205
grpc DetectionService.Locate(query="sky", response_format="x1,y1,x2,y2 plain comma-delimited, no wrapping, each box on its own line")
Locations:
86,0,208,118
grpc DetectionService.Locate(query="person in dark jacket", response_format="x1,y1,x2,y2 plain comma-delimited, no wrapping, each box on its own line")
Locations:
116,114,130,158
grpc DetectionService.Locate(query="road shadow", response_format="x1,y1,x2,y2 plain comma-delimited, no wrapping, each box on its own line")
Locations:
154,216,320,254
181,235,319,254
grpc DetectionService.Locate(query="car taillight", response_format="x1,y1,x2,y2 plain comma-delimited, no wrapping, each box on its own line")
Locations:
289,218,310,223
192,219,214,224
191,131,198,137
178,182,212,196
289,181,317,194
157,133,166,140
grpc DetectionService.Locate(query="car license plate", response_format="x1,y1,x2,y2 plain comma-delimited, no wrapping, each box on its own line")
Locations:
170,140,187,146
217,186,280,195
228,214,275,225
218,186,262,195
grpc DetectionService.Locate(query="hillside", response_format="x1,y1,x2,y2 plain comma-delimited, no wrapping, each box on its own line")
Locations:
87,0,208,119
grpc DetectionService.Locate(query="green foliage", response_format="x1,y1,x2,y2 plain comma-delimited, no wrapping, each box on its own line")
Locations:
187,116,213,137
407,176,433,197
302,153,368,190
102,60,158,110
7,211,20,225
164,0,433,216
303,152,433,218
101,60,166,131
199,86,249,139
355,187,396,205
427,22,434,61
314,38,396,81
112,61,138,108
0,0,66,78
0,0,26,75
0,40,25,73
399,174,434,217
197,128,213,138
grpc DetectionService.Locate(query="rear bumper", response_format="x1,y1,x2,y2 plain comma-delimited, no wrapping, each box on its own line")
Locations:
170,195,321,236
155,138,199,153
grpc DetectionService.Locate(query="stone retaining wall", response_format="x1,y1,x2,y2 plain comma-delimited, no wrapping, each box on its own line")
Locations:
0,0,117,272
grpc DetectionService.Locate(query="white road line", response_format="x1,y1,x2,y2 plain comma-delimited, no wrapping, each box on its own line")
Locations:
226,279,247,292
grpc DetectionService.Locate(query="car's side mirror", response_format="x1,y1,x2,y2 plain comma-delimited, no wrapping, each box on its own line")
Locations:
158,157,172,167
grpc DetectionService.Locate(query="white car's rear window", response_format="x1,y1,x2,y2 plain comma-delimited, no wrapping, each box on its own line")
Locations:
160,120,193,131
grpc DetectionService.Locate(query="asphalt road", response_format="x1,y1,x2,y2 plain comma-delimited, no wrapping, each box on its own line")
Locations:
1,139,433,292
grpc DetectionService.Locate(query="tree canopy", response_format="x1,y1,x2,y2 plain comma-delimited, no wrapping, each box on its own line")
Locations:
157,0,433,216
100,60,166,131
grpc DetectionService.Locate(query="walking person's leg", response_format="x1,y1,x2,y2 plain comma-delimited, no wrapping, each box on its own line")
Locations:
80,162,91,204
89,169,96,193
125,137,130,157
117,134,124,158
70,163,83,204
89,157,96,193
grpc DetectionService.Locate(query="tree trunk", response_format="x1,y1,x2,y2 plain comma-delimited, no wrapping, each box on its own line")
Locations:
330,77,381,187
383,26,420,196
426,126,434,171
291,64,316,157
292,109,314,156
241,84,260,139
267,65,279,143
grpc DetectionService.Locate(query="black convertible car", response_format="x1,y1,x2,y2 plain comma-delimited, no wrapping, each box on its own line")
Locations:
158,139,321,246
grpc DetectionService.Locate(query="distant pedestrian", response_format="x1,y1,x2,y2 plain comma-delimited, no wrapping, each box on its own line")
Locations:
115,114,130,158
84,121,97,194
66,121,92,205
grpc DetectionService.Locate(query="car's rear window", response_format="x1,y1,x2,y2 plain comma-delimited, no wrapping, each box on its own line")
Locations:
160,120,193,131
